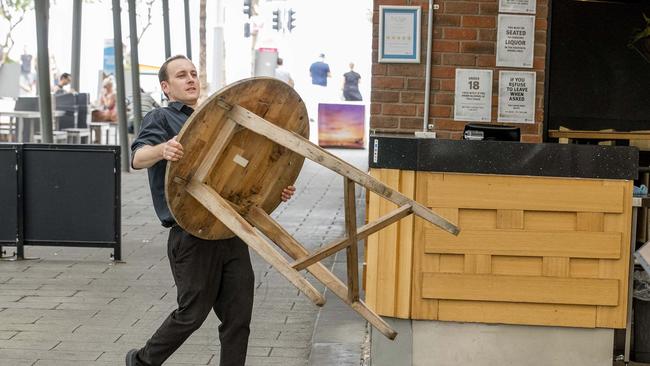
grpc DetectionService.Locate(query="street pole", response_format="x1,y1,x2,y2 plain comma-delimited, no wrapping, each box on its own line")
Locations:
163,0,171,59
112,0,130,172
35,0,53,144
128,0,142,134
184,0,192,59
71,0,82,92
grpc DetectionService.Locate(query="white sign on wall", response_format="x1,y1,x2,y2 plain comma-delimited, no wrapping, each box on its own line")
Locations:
498,71,536,123
496,14,535,68
454,68,493,122
499,0,536,14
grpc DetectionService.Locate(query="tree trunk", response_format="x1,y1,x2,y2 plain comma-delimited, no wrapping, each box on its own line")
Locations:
199,0,208,102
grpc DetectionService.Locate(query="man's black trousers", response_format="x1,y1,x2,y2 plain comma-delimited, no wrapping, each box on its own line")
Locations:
135,226,255,366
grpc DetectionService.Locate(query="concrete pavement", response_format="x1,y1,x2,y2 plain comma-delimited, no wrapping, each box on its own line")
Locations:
0,148,369,365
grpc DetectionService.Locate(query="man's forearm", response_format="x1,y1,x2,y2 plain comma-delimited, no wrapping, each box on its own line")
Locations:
132,144,164,169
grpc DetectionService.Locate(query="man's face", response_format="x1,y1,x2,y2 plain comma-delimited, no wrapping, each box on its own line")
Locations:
161,58,200,106
60,77,71,87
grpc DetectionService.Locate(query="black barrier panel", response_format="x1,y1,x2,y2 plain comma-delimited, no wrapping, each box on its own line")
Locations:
0,145,18,243
22,144,119,245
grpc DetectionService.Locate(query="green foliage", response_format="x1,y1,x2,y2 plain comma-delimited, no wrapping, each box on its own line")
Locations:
631,13,650,45
0,0,32,20
0,0,33,62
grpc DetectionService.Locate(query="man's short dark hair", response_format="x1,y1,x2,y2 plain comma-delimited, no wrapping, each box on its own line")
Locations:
158,55,190,83
60,73,71,80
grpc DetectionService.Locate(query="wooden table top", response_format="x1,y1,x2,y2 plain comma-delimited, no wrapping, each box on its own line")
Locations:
165,77,309,240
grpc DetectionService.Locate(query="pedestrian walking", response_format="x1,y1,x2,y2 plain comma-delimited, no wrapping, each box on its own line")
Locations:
309,53,331,87
342,62,362,101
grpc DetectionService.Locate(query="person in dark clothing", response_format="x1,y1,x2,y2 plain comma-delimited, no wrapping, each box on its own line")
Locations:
126,55,295,366
53,73,72,95
309,53,331,86
342,62,362,101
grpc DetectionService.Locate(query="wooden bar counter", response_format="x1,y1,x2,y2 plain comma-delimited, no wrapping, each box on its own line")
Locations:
365,135,639,329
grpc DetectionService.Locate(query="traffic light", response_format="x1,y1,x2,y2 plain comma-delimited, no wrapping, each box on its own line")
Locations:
287,9,296,32
243,0,252,18
272,9,281,31
244,22,251,38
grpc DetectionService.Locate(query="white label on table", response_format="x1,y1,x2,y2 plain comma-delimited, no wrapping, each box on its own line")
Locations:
233,154,249,168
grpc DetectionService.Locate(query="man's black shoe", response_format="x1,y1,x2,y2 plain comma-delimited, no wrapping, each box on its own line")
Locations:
126,348,139,366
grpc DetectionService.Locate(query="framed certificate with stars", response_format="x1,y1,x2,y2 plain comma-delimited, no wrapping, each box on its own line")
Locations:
378,6,421,63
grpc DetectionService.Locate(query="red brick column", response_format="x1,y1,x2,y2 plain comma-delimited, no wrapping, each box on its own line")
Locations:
371,0,548,142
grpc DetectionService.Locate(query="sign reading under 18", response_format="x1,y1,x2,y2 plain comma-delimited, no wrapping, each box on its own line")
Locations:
454,68,493,122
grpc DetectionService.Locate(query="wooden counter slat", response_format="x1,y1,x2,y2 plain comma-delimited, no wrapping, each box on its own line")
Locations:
365,169,415,318
548,129,650,140
424,230,621,259
438,301,598,328
422,273,619,306
425,175,624,213
492,256,542,276
596,182,632,328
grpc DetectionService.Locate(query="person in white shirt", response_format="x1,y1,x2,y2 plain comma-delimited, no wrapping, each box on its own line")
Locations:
274,57,294,87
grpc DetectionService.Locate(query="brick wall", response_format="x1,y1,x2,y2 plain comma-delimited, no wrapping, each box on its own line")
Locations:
371,0,548,142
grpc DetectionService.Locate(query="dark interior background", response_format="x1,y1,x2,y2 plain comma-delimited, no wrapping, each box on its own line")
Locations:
547,0,650,132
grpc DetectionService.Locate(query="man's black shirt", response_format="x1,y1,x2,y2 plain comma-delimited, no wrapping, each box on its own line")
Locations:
131,101,194,227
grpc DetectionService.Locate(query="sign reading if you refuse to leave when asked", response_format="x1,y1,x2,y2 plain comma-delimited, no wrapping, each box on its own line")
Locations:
498,71,536,123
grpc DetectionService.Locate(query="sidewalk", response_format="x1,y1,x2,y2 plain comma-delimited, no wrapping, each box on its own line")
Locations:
0,148,369,365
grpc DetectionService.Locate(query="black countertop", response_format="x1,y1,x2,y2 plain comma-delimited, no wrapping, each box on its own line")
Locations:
369,134,639,180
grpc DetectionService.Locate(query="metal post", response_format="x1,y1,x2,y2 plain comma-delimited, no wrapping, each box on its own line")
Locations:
35,0,53,144
423,1,435,132
112,0,130,172
71,0,82,92
184,0,192,59
163,0,171,59
128,0,142,134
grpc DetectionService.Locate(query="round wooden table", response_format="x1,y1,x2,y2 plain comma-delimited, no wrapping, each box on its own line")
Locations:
165,77,309,240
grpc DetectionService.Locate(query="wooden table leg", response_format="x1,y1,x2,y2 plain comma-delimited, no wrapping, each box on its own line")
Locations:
185,180,326,307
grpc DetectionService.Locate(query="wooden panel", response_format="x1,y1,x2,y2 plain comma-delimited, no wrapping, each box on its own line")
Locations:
525,211,576,231
375,169,399,316
425,229,621,259
458,209,496,230
364,169,382,310
577,212,605,232
597,181,633,328
424,173,624,213
395,170,415,318
497,209,524,229
365,169,415,318
464,254,492,274
570,258,600,279
411,193,457,319
422,273,619,306
492,255,543,276
438,301,597,328
368,169,632,329
439,254,464,273
543,257,570,277
412,218,439,319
